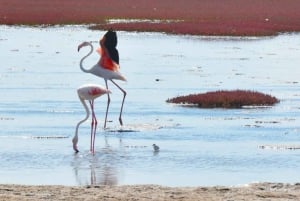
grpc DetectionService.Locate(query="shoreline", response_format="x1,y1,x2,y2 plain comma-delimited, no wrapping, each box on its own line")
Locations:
1,0,300,36
1,183,300,200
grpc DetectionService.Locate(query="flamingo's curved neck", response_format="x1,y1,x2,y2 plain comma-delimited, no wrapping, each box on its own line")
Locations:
72,96,90,152
79,42,94,73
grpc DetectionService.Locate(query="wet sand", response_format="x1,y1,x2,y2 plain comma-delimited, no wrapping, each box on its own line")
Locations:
1,183,300,201
1,0,300,36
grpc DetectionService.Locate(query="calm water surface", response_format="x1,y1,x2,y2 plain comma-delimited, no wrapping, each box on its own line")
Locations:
0,25,300,186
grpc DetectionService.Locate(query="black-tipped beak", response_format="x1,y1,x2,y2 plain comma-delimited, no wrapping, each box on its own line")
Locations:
74,147,79,153
73,144,79,153
77,43,83,52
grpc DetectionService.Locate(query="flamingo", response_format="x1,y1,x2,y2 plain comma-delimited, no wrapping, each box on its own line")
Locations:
72,84,111,153
77,41,126,129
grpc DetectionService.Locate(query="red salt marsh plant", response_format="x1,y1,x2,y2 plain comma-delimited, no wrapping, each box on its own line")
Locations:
166,90,279,108
2,0,300,36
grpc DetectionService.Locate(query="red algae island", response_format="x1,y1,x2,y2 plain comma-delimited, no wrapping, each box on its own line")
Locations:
167,90,279,108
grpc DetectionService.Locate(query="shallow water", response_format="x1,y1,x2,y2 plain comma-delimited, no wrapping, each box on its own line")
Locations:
1,25,300,186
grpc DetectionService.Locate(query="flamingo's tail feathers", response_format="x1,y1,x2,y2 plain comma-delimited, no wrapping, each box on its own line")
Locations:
119,74,127,82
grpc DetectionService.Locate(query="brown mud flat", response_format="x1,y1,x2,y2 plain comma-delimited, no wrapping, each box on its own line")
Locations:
1,0,300,36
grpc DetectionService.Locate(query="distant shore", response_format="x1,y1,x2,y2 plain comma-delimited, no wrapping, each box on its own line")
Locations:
1,183,300,201
1,0,300,36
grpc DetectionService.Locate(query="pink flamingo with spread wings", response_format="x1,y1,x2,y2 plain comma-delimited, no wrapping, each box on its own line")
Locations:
77,41,126,129
72,84,111,153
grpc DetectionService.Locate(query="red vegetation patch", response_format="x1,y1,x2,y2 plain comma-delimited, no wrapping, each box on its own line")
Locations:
1,0,300,36
166,90,279,108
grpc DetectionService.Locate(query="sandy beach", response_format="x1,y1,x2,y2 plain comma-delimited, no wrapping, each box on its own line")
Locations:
1,183,300,201
1,1,300,200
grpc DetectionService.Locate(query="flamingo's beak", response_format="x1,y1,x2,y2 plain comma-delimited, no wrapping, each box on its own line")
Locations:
73,144,79,153
78,41,91,52
77,42,86,52
77,44,83,52
72,137,79,153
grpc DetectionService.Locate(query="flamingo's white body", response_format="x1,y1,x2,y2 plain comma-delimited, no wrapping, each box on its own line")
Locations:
78,42,126,128
72,84,111,153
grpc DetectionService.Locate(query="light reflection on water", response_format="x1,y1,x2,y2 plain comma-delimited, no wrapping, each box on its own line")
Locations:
0,25,300,186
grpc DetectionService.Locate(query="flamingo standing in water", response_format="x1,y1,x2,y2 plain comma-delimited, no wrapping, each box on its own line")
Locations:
72,84,111,153
77,41,126,129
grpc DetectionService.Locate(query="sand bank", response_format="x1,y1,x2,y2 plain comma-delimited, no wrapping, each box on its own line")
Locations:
1,183,300,201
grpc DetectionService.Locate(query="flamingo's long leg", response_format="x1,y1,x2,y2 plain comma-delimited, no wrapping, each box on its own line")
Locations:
89,100,94,152
89,100,97,153
111,80,126,126
92,106,97,153
104,79,111,129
